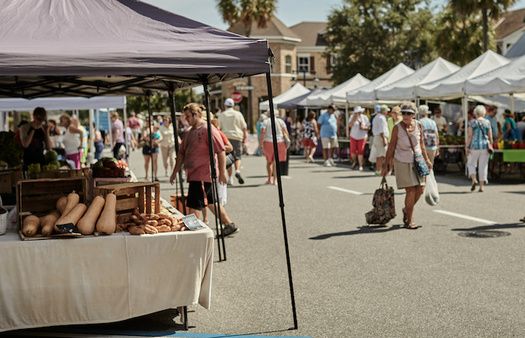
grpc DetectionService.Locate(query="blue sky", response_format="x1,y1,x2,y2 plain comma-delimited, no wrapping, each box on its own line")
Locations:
143,0,525,30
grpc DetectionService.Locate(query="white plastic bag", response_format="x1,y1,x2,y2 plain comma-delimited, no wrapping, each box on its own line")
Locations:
368,136,377,163
424,169,439,206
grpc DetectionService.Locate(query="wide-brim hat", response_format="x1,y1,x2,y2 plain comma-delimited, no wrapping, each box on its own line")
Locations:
353,106,365,113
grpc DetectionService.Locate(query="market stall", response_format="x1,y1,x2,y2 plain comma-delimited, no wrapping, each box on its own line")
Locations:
0,228,213,332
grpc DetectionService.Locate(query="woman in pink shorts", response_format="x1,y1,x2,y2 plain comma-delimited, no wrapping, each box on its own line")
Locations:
259,116,290,184
347,106,370,171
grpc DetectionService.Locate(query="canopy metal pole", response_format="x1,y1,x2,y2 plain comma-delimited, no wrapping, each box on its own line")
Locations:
265,72,298,330
146,91,154,183
168,85,187,215
202,77,227,262
463,94,468,176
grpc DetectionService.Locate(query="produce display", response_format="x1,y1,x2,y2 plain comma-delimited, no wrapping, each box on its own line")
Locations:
20,188,188,239
92,157,127,178
0,131,24,168
438,134,465,146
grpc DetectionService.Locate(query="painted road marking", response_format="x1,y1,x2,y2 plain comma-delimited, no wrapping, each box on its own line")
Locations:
433,210,497,225
327,186,364,195
281,176,292,179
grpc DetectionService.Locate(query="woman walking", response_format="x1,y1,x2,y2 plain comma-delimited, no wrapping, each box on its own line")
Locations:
142,123,162,181
159,116,177,177
465,105,493,193
302,111,319,163
259,115,290,184
59,114,83,169
382,102,432,229
348,106,370,171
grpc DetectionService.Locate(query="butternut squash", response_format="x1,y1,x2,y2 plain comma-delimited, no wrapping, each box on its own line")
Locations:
22,215,41,237
56,196,68,214
62,190,80,216
39,210,60,236
76,195,105,235
55,203,87,230
96,192,117,235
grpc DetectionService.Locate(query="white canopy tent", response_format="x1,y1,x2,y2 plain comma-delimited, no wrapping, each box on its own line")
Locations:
306,73,371,105
259,83,310,111
417,50,510,100
0,96,127,161
465,54,525,96
376,57,460,101
346,63,414,105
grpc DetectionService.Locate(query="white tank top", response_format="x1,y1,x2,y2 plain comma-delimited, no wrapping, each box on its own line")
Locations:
395,121,422,163
63,127,81,155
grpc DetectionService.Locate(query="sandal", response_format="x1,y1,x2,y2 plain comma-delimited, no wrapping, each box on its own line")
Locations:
470,180,478,192
407,222,418,229
520,217,525,223
402,208,408,225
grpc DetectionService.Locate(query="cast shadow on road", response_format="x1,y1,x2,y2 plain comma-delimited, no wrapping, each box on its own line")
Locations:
332,174,382,179
451,222,525,232
309,224,404,240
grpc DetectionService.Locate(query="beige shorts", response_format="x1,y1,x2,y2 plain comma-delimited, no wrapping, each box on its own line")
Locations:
321,136,338,149
394,159,425,189
373,136,387,157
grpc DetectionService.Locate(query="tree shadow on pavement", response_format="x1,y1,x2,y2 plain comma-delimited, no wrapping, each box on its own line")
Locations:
451,222,525,232
309,224,404,240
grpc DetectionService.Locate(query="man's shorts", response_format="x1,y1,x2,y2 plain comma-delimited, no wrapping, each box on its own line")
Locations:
373,135,387,157
187,181,215,210
229,139,243,160
321,136,338,149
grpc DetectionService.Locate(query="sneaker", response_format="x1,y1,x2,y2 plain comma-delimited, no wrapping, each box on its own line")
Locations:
338,158,343,163
329,158,335,166
308,155,315,163
375,171,382,176
222,223,239,237
265,179,273,184
235,171,245,184
324,160,332,167
227,176,234,186
359,166,364,171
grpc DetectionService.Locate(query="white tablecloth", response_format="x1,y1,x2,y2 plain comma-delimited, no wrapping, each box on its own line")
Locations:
0,227,214,332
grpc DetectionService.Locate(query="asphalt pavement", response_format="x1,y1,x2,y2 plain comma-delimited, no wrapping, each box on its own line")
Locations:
10,148,525,337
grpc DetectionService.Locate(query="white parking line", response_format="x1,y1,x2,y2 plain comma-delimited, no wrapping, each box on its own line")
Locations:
433,210,497,225
327,186,364,195
281,176,292,179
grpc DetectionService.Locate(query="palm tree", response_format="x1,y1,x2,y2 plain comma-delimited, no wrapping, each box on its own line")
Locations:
450,0,515,52
216,0,277,133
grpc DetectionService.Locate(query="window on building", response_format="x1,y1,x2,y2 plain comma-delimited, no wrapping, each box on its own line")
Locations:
297,56,310,73
285,55,292,74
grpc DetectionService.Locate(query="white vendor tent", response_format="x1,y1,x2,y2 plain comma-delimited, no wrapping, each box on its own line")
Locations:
277,87,329,109
376,57,460,101
0,97,126,111
346,63,414,105
417,50,510,100
306,73,371,105
465,54,525,96
259,83,310,111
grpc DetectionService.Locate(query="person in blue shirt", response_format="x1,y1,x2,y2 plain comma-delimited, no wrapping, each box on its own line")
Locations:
317,105,338,167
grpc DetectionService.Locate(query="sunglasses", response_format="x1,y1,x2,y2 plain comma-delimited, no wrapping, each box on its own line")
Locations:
401,112,414,116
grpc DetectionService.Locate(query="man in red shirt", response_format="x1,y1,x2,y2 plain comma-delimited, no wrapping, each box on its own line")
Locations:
170,103,239,237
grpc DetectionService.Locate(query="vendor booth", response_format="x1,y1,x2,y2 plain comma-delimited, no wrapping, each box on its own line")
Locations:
0,0,301,334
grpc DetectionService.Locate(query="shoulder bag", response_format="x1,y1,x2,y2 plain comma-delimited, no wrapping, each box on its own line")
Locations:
478,120,493,155
404,121,430,176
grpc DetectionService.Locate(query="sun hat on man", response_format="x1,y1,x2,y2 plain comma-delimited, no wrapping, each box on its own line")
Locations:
380,104,390,113
224,98,234,107
374,104,381,112
353,106,365,113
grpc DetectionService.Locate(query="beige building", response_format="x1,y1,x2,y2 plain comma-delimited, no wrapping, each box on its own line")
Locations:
208,17,332,132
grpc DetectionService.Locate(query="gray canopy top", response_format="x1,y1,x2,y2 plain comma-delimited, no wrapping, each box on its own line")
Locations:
0,0,271,98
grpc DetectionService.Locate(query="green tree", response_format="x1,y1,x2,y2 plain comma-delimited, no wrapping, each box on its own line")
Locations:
126,90,193,114
434,5,488,66
450,0,515,52
216,0,277,132
325,0,437,85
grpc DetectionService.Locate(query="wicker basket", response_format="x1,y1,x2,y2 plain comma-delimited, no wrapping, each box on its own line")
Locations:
0,207,7,235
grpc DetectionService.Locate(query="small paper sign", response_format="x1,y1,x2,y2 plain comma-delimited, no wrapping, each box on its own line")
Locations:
55,223,81,235
182,214,205,231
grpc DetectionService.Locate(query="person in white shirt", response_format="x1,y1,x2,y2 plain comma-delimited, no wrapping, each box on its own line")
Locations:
372,105,390,175
431,107,448,133
347,106,370,171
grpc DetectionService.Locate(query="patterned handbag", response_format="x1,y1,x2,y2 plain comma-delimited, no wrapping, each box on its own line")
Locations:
365,177,397,225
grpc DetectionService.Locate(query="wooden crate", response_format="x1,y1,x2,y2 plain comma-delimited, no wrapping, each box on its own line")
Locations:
39,168,90,179
93,182,160,215
90,177,132,201
170,193,188,215
0,168,22,194
16,177,89,240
